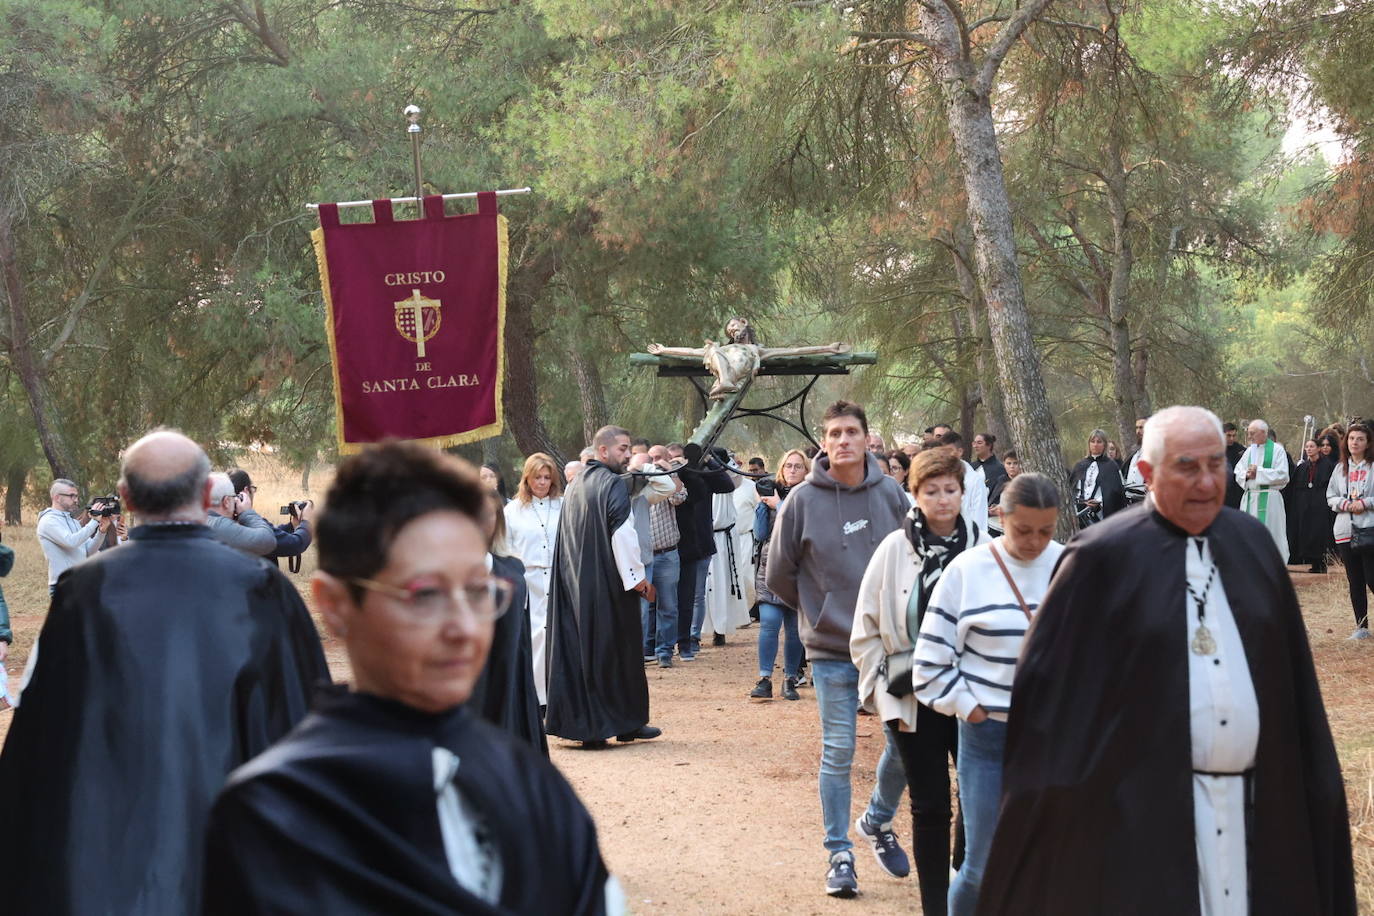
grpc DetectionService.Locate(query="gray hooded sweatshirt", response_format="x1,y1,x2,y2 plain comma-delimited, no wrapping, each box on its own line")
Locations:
765,452,910,661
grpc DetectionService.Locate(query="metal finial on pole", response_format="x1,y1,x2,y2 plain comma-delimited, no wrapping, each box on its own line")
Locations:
404,105,423,204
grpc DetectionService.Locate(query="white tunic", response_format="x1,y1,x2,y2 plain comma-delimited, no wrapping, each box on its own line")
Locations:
503,497,561,706
703,492,749,635
1234,442,1290,559
731,479,760,610
1185,537,1259,916
961,461,989,535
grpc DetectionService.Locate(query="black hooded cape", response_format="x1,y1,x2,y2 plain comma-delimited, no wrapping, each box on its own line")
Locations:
1290,455,1336,564
544,461,649,741
0,524,328,916
468,552,547,754
1067,454,1126,521
203,689,611,915
978,504,1355,916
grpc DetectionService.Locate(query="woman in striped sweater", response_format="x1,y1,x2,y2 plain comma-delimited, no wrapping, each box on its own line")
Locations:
913,473,1063,916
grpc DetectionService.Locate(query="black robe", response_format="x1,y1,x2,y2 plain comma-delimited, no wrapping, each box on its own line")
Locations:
545,461,648,741
0,523,328,916
203,690,611,915
468,552,546,754
979,504,1355,916
973,456,1008,504
1067,454,1126,523
1291,455,1337,564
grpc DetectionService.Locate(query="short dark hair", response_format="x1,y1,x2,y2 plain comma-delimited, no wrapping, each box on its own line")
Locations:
317,442,485,592
1222,422,1237,433
940,430,963,447
121,452,211,517
631,437,650,449
908,448,965,497
1003,450,1019,462
594,425,631,449
821,400,868,435
885,450,911,474
227,468,252,494
976,432,996,448
748,456,765,468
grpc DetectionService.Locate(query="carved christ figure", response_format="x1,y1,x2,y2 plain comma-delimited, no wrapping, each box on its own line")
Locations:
647,317,851,400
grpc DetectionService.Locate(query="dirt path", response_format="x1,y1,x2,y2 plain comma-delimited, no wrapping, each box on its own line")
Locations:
548,628,928,915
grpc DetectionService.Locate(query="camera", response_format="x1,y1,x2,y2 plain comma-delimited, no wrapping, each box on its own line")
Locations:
280,500,310,518
755,478,776,497
88,495,121,518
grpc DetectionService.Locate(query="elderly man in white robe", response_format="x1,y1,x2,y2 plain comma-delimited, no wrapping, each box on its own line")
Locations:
701,484,750,642
1234,418,1290,559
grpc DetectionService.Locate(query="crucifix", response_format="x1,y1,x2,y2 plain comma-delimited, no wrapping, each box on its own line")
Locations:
633,317,876,455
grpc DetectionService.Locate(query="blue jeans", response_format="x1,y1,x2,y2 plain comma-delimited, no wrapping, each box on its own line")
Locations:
948,717,1007,916
639,554,656,655
641,549,680,660
757,602,803,679
810,658,906,856
685,555,711,646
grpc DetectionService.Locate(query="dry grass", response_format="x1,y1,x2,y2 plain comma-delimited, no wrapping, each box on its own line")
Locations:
0,464,1371,908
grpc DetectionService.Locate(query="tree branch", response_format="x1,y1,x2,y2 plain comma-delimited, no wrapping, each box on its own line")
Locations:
849,30,938,49
976,0,1055,95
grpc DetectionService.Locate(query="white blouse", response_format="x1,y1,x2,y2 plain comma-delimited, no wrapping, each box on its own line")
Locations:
503,497,561,569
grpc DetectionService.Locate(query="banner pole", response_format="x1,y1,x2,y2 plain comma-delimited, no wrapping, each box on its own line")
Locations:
404,104,424,204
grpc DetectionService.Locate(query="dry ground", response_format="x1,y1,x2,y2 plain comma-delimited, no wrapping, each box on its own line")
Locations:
1,462,1371,913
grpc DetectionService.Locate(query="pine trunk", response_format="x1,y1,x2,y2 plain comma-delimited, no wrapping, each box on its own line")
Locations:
0,207,79,483
568,336,609,445
925,38,1075,535
1106,170,1138,448
4,464,26,525
502,241,567,466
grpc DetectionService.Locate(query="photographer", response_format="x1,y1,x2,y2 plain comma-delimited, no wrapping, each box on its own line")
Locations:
37,479,108,594
206,472,276,556
227,470,313,567
89,495,129,551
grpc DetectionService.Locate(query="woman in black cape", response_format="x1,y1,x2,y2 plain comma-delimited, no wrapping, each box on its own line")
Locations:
1291,437,1337,573
1067,429,1126,527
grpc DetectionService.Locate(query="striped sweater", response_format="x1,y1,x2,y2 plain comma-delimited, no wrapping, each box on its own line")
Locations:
913,538,1064,722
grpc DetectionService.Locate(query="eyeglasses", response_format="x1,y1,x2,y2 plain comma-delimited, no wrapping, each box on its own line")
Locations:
348,575,514,623
57,492,79,499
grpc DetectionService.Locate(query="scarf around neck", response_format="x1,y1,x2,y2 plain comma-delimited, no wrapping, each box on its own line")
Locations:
903,508,973,641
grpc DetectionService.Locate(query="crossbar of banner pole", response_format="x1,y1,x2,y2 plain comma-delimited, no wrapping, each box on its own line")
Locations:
306,187,533,210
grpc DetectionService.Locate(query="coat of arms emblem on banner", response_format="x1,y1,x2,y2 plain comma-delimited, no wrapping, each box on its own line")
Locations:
394,289,443,358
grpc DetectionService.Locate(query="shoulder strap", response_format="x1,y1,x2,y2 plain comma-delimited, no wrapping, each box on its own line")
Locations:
988,542,1032,621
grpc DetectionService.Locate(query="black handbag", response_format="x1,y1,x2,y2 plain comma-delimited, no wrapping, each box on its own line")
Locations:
884,652,916,698
1352,525,1374,555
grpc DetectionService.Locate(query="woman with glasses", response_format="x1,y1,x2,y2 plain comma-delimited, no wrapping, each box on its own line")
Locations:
203,442,624,914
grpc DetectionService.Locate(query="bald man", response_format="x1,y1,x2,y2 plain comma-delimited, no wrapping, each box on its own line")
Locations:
0,429,329,915
981,406,1353,916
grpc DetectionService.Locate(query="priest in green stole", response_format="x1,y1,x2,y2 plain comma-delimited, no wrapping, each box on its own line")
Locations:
1235,419,1291,560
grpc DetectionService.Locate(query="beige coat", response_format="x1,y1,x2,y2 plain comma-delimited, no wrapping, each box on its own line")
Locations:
850,520,984,732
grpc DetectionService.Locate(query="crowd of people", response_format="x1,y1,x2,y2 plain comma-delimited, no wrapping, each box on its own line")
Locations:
0,401,1362,915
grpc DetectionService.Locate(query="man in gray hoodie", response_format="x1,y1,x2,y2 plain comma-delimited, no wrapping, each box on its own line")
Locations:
767,400,913,899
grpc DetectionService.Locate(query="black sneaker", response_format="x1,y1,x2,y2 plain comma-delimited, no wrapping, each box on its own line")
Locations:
857,815,911,878
825,854,859,898
782,677,800,701
658,657,673,668
749,676,773,699
713,632,726,646
615,725,663,742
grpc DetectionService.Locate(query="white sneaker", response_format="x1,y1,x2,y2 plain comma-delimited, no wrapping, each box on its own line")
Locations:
1349,628,1372,641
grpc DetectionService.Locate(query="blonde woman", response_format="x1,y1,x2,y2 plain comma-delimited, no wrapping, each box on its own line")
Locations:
503,452,563,707
751,448,811,701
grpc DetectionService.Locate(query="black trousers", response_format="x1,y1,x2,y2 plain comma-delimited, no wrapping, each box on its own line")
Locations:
1339,542,1374,628
887,706,965,916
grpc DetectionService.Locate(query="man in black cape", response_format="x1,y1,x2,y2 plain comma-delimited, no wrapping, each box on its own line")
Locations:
545,424,661,747
980,406,1354,916
0,430,328,916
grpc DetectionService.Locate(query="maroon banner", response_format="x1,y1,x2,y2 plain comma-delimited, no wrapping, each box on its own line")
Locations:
311,193,506,451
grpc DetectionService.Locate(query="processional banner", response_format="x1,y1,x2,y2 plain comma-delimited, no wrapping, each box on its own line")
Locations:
311,193,507,452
